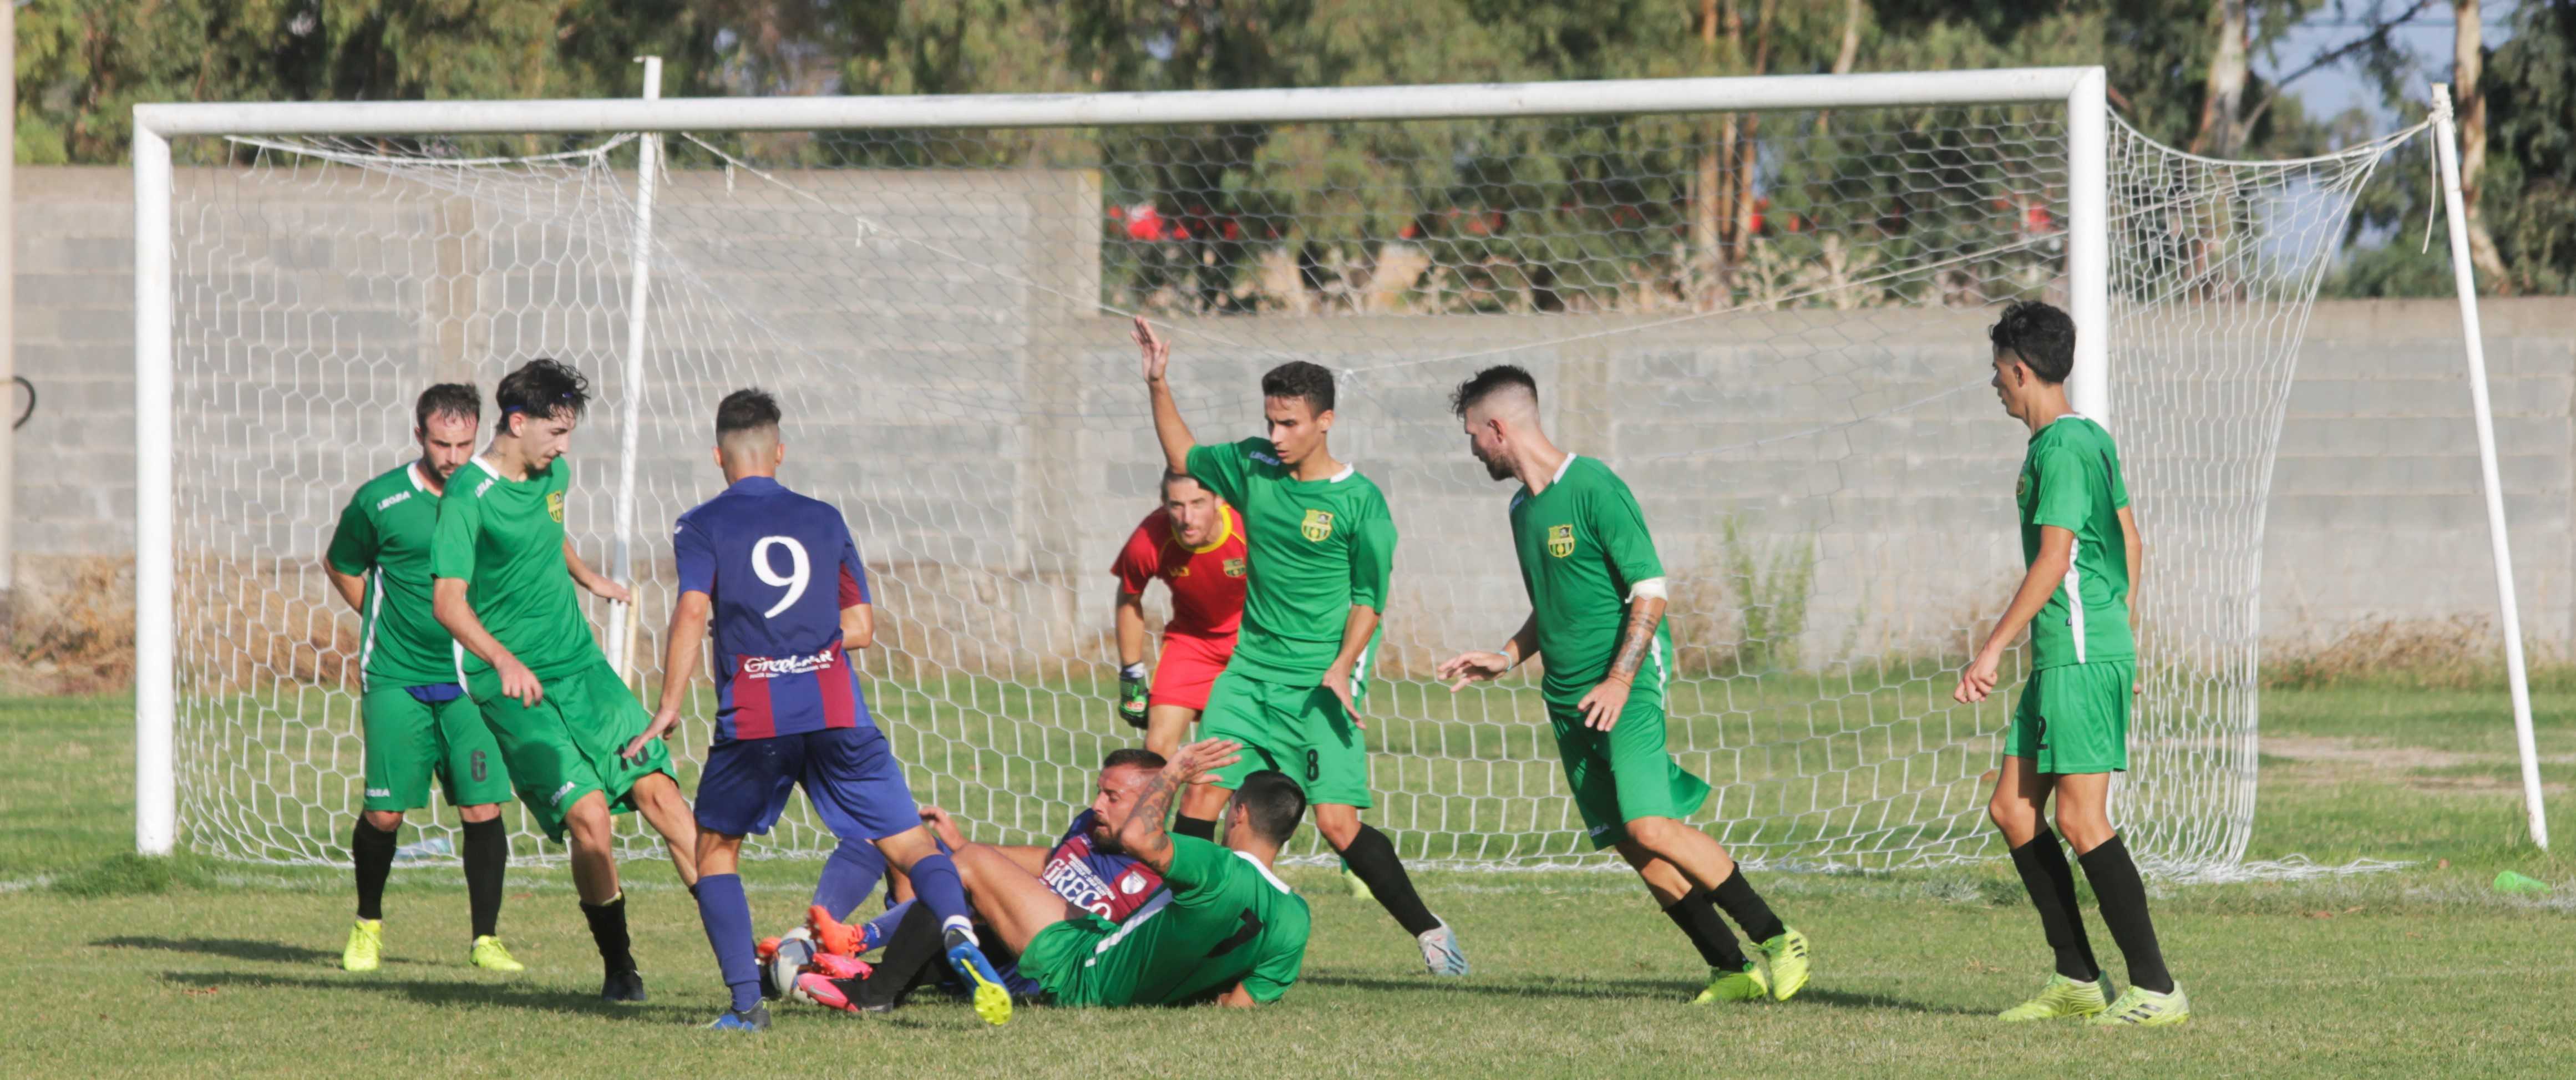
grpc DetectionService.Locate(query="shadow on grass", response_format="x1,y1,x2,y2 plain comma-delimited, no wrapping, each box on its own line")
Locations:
1303,973,1978,1015
154,969,691,1023
97,936,359,967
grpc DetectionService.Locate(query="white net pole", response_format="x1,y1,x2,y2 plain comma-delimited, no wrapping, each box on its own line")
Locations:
2430,83,2547,851
602,57,665,683
132,125,178,856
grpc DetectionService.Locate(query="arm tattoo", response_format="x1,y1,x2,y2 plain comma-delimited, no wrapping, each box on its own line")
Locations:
1608,598,1667,682
1122,769,1182,869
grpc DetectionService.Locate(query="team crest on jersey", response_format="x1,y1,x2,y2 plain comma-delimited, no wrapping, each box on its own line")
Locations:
1548,524,1575,558
1224,557,1246,578
546,490,565,523
1120,870,1150,895
1301,509,1334,542
2016,474,2029,500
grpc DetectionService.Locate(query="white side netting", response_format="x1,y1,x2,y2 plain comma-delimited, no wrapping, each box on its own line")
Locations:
163,97,2422,874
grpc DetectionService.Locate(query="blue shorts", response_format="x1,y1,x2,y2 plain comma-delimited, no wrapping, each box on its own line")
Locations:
694,725,920,840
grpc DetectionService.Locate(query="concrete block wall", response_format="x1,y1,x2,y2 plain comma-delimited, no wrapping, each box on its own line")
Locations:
9,165,2573,675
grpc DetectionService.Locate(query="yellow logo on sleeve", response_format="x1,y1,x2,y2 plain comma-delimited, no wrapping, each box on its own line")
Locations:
1223,557,1246,578
546,491,565,523
1548,523,1575,558
1300,509,1335,542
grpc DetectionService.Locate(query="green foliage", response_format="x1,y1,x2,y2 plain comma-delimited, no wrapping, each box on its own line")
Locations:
1718,514,1817,674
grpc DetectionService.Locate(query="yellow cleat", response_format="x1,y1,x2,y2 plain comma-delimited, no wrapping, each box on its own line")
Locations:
1691,962,1770,1004
1753,927,1811,1001
1997,973,2108,1022
2088,983,2189,1027
468,935,524,972
342,919,384,972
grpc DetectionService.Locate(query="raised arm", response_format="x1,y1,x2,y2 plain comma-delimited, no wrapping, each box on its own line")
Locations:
1136,316,1194,473
1114,738,1243,875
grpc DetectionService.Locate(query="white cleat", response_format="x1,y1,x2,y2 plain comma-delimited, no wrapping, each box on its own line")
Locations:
1417,917,1469,977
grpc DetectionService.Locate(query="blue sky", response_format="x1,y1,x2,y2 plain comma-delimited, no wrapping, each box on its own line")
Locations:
2264,2,2523,133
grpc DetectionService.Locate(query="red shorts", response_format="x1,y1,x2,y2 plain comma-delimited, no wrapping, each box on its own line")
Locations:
1149,633,1236,712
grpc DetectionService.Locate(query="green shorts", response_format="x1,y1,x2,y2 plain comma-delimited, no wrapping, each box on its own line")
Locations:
2005,659,2135,775
1546,681,1710,850
361,685,513,813
466,657,675,841
1019,915,1119,1007
1199,670,1371,808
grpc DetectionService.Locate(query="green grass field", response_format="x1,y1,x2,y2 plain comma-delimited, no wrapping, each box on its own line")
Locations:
4,684,2572,1078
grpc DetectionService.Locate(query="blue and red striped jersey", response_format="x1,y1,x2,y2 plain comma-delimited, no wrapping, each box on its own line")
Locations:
673,475,873,742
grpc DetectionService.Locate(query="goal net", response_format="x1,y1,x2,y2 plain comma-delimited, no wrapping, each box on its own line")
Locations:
147,73,2429,874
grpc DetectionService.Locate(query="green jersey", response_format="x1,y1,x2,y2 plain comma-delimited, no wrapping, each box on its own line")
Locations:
2017,415,2134,670
429,455,599,680
1508,454,1672,699
1076,835,1310,1006
324,462,460,689
1184,438,1395,686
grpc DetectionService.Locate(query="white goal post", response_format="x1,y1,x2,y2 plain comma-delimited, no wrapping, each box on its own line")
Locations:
129,66,2536,872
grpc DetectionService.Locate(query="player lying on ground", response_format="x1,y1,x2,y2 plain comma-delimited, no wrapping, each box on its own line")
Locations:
1955,301,2187,1027
942,739,1310,1008
428,358,699,1003
324,382,521,974
1436,366,1811,1003
1112,471,1247,758
784,748,1174,1013
631,388,1011,1031
1136,316,1466,975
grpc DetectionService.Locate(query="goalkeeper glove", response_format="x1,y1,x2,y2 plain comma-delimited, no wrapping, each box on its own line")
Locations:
1117,663,1150,728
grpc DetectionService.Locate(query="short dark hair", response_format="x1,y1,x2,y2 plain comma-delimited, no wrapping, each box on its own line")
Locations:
1260,361,1335,415
1102,748,1167,774
1448,364,1538,418
1160,470,1205,499
493,358,590,433
1231,769,1307,846
1989,300,2076,384
716,388,782,439
414,383,480,433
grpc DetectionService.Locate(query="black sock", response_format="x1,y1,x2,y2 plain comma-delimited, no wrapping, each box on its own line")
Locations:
2077,834,2174,994
351,819,398,921
1174,815,1218,841
460,818,508,940
859,902,947,1010
1710,864,1786,944
1340,824,1441,937
580,893,636,976
2010,826,2101,982
1661,890,1750,971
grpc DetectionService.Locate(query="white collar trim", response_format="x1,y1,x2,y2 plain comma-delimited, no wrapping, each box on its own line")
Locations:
1235,849,1293,894
1552,453,1578,483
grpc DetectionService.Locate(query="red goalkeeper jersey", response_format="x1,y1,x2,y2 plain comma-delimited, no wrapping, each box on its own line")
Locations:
1109,504,1248,640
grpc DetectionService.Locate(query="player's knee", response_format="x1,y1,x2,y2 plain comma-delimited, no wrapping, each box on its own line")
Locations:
1624,815,1685,851
1312,805,1361,849
2053,807,2113,853
561,797,613,848
1987,792,2038,836
362,809,405,833
455,803,501,824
